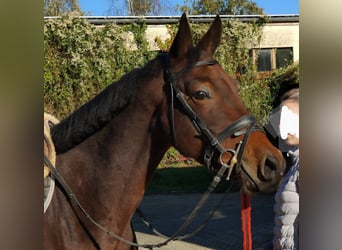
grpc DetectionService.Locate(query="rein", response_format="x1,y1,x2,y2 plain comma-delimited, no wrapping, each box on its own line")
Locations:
44,152,236,249
45,54,263,249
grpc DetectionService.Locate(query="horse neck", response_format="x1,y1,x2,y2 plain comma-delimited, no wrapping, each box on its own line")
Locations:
52,71,171,245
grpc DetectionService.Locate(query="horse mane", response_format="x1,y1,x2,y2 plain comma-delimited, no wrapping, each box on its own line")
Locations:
51,57,162,154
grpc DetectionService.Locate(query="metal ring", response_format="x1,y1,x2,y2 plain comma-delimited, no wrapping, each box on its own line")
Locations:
219,148,236,166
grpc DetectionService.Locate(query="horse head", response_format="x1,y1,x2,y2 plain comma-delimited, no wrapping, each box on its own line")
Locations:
162,14,285,194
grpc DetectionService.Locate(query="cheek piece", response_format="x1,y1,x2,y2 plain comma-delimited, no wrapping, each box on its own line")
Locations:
279,105,299,140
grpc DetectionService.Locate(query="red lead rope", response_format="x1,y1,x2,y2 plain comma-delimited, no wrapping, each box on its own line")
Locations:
241,193,252,250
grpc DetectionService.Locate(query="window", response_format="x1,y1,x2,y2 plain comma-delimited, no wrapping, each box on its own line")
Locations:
252,47,293,72
257,49,272,71
276,48,293,69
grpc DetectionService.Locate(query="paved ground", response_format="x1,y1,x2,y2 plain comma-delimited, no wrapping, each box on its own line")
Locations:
132,192,275,250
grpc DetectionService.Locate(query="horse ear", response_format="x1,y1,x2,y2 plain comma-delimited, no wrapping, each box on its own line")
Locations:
169,13,192,59
196,15,222,55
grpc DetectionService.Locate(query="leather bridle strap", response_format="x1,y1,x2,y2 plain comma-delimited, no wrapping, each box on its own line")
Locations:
203,114,257,168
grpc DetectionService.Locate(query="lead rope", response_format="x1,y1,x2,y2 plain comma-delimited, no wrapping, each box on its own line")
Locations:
241,193,252,250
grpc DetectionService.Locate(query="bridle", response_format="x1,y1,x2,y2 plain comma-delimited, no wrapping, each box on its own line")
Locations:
161,53,261,186
44,53,264,249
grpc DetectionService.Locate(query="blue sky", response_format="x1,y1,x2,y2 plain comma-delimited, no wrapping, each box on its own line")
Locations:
79,0,299,16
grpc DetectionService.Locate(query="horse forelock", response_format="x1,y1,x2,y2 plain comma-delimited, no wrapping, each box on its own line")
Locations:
51,59,161,154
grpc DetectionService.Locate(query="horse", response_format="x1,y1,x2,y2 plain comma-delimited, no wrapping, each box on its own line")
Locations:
44,14,285,249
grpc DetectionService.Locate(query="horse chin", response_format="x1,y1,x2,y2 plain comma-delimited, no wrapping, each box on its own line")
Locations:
240,173,281,194
240,176,259,195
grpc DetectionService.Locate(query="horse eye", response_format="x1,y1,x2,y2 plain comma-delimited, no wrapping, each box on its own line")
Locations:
193,90,210,100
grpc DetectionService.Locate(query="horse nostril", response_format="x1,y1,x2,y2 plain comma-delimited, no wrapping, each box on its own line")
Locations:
262,157,279,180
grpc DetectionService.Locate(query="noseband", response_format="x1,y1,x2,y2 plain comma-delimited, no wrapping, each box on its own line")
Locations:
161,53,261,184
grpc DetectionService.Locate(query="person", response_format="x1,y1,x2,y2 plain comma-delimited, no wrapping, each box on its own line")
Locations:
258,88,299,250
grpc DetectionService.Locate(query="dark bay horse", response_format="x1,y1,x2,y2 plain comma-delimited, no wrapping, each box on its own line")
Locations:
44,14,285,249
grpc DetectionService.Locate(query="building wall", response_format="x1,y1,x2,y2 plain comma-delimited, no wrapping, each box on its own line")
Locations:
259,23,299,62
145,25,171,50
144,22,299,63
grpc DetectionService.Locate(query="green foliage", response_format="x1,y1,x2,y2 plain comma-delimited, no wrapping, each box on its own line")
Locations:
263,63,299,107
216,20,264,76
158,147,197,168
224,0,264,15
239,63,299,125
44,13,156,118
192,0,225,15
239,76,273,125
129,0,152,15
44,0,82,16
44,14,298,167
